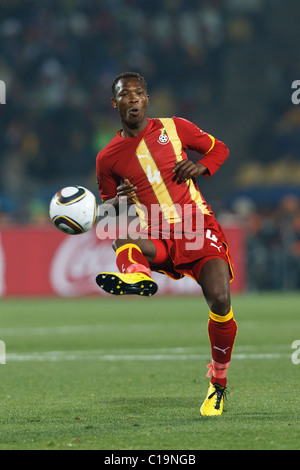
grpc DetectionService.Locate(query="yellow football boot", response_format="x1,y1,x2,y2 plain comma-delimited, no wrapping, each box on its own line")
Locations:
200,382,228,417
96,272,158,296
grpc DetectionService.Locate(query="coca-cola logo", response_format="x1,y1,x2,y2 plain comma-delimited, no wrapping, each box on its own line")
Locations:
50,229,199,297
50,230,115,297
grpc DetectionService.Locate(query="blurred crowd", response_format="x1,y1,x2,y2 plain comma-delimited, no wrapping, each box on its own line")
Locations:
245,196,300,291
0,0,232,220
2,0,296,217
0,0,300,290
220,194,300,291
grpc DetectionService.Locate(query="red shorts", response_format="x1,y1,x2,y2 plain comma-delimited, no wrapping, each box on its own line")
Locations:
140,214,234,283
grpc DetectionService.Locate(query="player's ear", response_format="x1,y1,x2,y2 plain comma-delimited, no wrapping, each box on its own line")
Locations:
111,97,118,109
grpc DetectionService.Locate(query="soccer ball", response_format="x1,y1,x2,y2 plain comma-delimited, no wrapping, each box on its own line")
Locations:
49,186,97,235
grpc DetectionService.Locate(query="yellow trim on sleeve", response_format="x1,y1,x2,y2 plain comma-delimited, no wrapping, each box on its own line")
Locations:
204,134,215,155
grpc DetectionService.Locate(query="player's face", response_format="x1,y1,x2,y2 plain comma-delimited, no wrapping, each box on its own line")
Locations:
111,78,149,132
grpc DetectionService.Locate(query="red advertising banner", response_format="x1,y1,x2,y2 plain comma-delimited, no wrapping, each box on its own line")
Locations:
0,223,246,297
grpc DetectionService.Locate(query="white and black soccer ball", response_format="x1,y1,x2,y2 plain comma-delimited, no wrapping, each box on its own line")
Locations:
49,186,97,235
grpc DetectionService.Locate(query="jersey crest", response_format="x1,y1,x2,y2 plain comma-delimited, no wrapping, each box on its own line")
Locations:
157,128,170,145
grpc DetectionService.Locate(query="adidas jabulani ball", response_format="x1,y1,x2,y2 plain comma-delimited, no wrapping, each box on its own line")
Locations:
49,186,97,235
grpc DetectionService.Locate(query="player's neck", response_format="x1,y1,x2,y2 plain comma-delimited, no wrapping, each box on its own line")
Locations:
121,118,148,138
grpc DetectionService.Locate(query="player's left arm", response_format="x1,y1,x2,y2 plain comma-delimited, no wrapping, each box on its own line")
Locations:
173,117,229,181
172,160,207,182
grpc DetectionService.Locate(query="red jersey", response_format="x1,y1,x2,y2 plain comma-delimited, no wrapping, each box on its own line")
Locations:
96,117,229,229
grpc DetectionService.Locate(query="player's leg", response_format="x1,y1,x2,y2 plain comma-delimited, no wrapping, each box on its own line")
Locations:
198,258,237,416
95,235,159,296
198,257,232,316
112,236,157,276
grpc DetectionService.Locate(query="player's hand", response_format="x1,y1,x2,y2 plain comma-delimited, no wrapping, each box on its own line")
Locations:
172,161,207,183
117,178,137,204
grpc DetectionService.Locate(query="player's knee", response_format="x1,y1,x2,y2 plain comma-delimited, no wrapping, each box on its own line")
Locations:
209,291,231,316
112,238,125,252
112,237,136,252
112,237,146,254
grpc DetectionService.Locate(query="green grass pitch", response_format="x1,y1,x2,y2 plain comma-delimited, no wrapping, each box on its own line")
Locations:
0,293,299,450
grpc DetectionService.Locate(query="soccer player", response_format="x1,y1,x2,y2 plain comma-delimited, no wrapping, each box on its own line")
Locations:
96,72,237,416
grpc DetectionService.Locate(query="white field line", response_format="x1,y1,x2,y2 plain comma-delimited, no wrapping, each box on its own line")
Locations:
0,326,292,362
0,324,163,337
4,349,291,362
0,325,162,337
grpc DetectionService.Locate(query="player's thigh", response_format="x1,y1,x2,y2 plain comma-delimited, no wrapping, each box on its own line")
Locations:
112,235,157,264
198,258,231,316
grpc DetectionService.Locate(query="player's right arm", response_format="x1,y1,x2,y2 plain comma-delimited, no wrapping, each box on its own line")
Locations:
96,153,137,211
96,142,137,212
105,179,137,207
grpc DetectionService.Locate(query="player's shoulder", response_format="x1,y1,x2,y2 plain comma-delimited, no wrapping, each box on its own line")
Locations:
152,117,203,142
153,116,189,125
151,116,195,131
96,132,121,161
172,116,199,128
172,116,205,137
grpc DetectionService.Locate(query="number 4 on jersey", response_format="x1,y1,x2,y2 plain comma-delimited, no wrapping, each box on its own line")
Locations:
147,164,161,184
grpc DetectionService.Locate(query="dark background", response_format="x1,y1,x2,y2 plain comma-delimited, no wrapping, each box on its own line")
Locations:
0,0,300,289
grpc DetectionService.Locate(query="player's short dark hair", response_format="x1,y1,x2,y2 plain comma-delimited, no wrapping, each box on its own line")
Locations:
111,72,147,97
